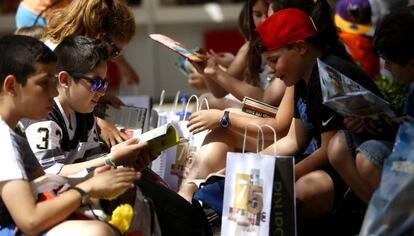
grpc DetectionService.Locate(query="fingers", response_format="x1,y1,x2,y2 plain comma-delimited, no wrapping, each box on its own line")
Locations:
94,165,111,175
344,117,365,133
109,136,117,148
111,168,141,182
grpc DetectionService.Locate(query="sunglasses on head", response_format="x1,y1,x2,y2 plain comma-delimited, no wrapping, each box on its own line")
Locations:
104,36,122,58
69,72,109,92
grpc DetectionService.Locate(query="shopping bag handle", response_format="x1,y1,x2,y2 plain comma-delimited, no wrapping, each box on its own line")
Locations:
172,90,181,113
157,90,181,113
198,97,210,111
259,124,277,156
182,94,199,121
242,122,264,154
158,89,165,107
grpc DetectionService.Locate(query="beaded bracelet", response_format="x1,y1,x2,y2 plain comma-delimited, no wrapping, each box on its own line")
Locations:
102,154,116,167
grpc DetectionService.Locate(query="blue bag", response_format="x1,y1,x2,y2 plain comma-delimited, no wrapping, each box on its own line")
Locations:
193,175,225,216
360,121,414,235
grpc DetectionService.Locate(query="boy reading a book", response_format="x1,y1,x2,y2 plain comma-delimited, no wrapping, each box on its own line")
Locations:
25,35,155,177
353,4,414,203
359,6,414,234
0,34,139,235
256,8,386,219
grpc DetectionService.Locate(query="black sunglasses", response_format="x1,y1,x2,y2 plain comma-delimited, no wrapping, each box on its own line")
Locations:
69,72,109,92
104,36,122,58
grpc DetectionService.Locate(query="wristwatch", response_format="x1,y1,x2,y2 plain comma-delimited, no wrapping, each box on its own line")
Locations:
71,186,90,206
220,111,231,128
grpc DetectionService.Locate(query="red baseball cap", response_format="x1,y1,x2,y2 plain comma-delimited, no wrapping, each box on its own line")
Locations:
255,8,317,52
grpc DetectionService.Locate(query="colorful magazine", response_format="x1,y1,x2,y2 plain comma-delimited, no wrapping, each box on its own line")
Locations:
149,34,204,62
318,59,396,119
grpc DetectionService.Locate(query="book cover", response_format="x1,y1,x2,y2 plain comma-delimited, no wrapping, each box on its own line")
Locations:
241,96,278,118
149,34,204,62
135,124,180,152
318,59,396,119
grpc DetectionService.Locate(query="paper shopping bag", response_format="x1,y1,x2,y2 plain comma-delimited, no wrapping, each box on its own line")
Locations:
151,93,209,191
221,124,296,236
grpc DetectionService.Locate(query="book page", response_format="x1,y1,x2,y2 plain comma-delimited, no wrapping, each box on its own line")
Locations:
318,59,395,119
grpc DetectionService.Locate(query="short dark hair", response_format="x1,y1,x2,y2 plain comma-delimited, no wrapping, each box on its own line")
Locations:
0,35,56,88
374,6,414,65
54,35,109,75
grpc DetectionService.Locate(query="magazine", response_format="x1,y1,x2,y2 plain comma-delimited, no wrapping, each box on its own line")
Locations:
318,59,396,119
149,34,204,62
241,96,278,118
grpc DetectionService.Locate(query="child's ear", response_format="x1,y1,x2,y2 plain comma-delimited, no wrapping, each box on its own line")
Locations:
58,71,71,88
294,40,308,55
3,75,18,96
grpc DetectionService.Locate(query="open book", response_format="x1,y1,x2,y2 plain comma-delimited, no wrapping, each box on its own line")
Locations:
149,34,204,62
135,124,180,152
241,96,278,118
318,59,396,119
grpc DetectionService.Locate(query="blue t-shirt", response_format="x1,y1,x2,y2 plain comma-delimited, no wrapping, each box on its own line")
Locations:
15,3,47,28
404,83,414,117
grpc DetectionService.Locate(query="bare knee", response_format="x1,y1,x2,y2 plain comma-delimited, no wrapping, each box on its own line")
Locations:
327,131,350,169
356,153,381,190
47,220,117,236
296,171,334,219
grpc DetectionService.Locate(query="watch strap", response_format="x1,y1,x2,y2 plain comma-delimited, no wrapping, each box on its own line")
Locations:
71,186,89,206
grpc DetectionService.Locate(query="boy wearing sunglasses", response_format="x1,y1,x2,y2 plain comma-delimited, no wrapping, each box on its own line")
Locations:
25,35,156,177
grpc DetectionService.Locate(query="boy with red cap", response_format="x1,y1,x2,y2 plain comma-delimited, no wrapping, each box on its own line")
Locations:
256,8,390,220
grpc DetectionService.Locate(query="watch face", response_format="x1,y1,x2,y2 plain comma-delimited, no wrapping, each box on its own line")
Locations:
221,119,229,128
220,111,230,128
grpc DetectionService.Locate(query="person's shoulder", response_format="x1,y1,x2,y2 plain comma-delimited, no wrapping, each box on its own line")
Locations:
25,120,62,137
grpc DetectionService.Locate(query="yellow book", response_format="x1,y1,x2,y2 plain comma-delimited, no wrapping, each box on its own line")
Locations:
135,124,179,152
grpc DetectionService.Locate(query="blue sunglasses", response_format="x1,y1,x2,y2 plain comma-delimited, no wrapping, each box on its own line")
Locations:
69,72,109,92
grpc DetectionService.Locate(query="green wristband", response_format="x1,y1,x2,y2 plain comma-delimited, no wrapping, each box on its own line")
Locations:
103,154,116,167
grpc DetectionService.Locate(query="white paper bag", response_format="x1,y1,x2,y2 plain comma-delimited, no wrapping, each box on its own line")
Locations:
221,123,296,236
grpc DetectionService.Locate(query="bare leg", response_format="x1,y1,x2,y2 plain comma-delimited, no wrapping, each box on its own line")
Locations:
296,170,334,219
178,128,236,202
47,220,119,236
356,153,382,195
327,131,372,204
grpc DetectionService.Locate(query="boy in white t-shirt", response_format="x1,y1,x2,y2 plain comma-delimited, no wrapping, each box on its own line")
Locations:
0,35,139,235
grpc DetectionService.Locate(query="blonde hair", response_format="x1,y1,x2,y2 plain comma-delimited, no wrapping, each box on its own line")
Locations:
43,0,135,44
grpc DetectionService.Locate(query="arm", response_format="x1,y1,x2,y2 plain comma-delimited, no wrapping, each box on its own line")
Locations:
1,167,138,235
187,86,294,139
294,130,338,180
225,42,249,79
204,61,286,106
25,120,151,176
262,118,310,157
